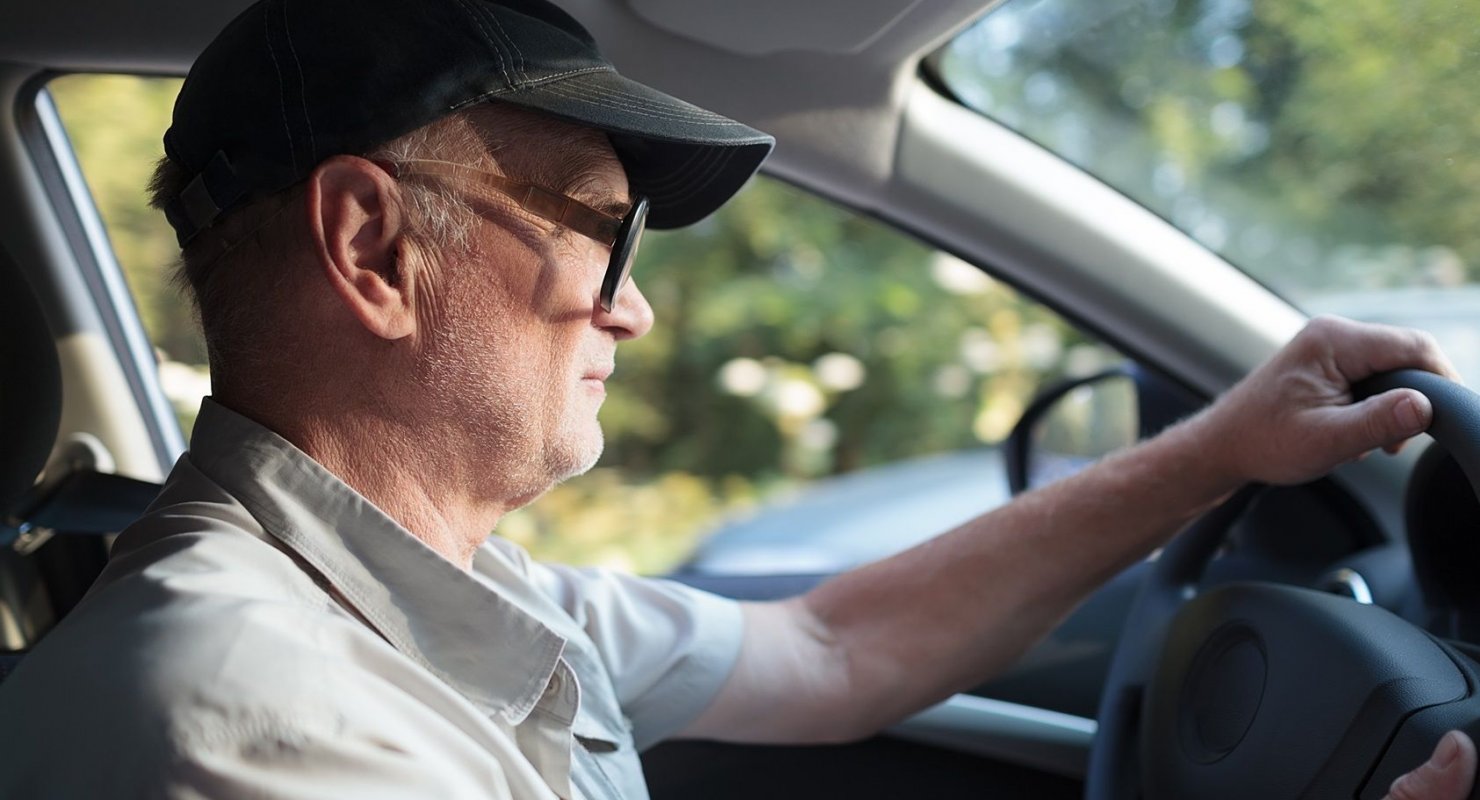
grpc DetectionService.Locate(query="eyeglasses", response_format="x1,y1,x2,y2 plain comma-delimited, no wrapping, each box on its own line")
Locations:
393,159,649,313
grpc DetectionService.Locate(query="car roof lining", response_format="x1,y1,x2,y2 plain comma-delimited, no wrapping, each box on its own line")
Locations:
626,0,930,57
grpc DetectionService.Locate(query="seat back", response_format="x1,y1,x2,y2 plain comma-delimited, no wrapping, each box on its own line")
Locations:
0,247,63,526
0,249,163,685
0,248,64,680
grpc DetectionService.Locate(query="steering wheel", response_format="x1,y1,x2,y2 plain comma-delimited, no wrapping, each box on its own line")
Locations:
1087,369,1480,800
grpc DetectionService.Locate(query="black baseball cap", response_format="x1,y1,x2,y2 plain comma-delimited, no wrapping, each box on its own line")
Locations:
162,0,775,246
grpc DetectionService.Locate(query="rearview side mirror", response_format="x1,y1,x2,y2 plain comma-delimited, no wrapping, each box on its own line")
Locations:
1005,364,1203,495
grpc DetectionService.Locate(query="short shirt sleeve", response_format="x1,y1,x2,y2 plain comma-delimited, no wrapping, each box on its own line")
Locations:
522,559,744,750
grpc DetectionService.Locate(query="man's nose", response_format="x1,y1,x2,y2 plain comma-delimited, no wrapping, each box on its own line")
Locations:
595,278,655,341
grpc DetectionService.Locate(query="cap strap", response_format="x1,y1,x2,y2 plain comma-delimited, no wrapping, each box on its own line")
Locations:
164,151,248,247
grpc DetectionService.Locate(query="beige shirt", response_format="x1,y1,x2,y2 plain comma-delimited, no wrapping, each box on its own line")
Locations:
0,399,743,799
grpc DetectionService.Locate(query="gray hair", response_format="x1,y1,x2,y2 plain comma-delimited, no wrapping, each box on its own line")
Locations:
145,110,485,379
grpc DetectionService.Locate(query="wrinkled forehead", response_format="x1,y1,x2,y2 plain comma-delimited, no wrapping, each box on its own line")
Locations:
463,104,630,209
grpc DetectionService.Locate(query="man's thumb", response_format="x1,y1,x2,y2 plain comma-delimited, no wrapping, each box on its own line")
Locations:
1330,388,1432,456
1383,730,1476,800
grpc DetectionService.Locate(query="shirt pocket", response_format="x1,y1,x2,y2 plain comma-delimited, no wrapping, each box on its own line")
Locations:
571,708,647,800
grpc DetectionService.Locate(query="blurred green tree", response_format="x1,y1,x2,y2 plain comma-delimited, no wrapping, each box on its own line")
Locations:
939,0,1480,299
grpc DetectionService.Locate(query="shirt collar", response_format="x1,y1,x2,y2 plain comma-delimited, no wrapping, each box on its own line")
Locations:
186,398,566,726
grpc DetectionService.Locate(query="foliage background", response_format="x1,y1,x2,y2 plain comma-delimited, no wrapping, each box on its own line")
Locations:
939,0,1480,301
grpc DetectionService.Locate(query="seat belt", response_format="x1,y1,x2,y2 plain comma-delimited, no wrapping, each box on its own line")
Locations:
1,470,161,546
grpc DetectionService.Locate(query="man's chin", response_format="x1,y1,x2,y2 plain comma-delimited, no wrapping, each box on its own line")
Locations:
550,433,605,484
561,453,602,482
506,448,602,511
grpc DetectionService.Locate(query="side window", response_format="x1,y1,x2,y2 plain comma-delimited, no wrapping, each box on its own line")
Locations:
47,75,203,435
47,74,1123,576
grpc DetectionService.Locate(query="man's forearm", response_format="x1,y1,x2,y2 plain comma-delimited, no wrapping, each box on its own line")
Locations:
683,412,1241,745
793,412,1237,738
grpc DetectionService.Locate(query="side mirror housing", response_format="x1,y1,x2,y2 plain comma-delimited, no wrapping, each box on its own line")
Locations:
1005,364,1203,495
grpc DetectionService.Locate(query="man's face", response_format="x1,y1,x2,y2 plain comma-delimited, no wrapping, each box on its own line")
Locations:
408,115,654,501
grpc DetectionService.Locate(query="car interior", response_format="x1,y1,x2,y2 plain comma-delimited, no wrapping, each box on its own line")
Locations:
3,0,1477,798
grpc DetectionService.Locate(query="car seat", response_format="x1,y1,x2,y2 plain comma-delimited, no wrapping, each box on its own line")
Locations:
0,246,160,682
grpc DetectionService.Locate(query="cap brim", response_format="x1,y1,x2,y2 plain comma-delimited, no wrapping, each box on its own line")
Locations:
490,69,775,229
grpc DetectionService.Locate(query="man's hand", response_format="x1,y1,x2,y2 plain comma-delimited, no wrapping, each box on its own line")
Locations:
1385,731,1477,800
1200,315,1460,487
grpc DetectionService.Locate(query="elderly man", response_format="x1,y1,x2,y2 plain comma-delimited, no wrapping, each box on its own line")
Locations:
0,0,1474,798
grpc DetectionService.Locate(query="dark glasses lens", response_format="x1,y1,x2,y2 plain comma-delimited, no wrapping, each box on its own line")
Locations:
601,196,649,313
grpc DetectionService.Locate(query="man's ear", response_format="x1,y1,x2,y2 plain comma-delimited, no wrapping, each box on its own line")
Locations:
304,155,416,340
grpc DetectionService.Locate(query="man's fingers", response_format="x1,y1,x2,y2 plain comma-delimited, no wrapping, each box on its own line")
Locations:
1306,316,1462,384
1384,731,1477,800
1218,315,1457,487
1318,388,1432,461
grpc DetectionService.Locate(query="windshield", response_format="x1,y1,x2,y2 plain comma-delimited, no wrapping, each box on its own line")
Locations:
937,0,1480,374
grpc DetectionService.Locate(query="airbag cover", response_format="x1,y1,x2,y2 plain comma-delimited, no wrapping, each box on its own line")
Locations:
1143,583,1466,799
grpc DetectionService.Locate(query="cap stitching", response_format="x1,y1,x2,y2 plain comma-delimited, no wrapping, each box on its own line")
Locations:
262,0,297,173
485,10,528,82
572,80,728,119
545,83,729,124
507,65,614,91
540,82,739,125
552,84,737,126
280,0,316,157
450,66,611,109
477,1,516,87
456,0,512,88
567,81,728,121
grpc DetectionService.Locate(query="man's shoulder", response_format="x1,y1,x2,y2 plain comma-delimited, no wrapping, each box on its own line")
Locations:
0,518,367,710
0,479,404,778
80,460,345,657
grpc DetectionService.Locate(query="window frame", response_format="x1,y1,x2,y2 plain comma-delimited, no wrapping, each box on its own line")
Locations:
19,73,187,469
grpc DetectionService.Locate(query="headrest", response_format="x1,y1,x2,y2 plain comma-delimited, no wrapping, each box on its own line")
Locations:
0,249,62,517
